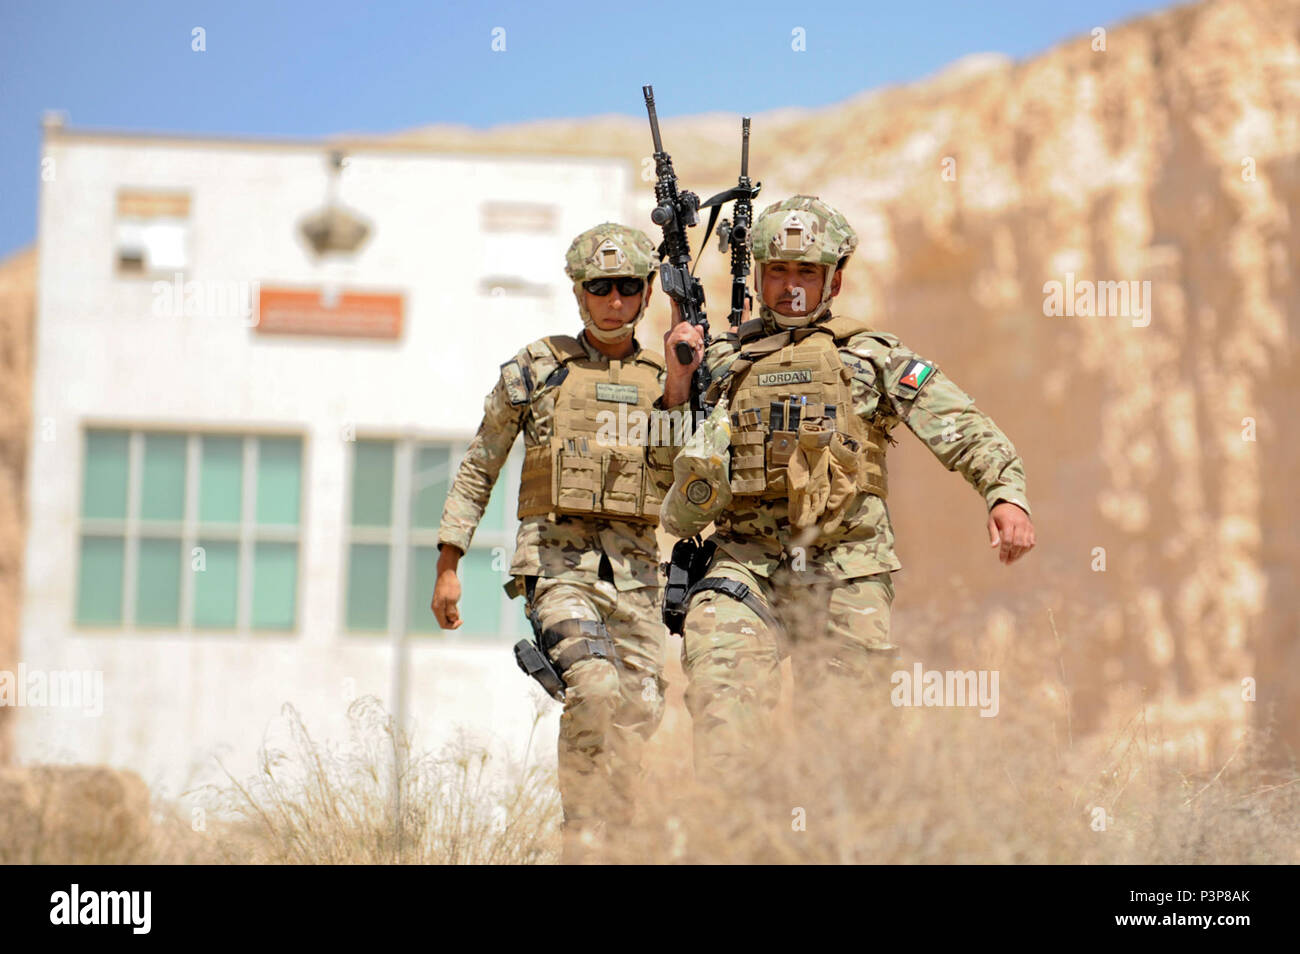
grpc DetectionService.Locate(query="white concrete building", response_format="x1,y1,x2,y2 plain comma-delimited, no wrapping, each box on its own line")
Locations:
18,115,638,801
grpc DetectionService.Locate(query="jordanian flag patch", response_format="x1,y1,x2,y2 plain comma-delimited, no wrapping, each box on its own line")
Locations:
898,359,934,391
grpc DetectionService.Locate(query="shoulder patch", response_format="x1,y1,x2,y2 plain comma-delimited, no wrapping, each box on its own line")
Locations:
838,350,875,380
500,359,532,407
896,357,936,394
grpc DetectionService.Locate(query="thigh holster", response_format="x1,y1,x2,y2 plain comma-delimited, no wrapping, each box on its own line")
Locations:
662,536,717,635
541,619,620,675
513,617,620,703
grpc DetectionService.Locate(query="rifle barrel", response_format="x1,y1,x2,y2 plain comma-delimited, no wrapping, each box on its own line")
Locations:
643,85,664,154
741,117,750,178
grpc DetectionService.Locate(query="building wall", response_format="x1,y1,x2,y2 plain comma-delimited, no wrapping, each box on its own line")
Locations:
18,130,635,798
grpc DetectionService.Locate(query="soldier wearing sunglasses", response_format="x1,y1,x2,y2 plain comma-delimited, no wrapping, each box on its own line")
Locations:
433,223,670,861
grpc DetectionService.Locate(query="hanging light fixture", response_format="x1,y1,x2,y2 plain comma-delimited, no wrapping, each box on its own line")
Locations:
298,150,371,256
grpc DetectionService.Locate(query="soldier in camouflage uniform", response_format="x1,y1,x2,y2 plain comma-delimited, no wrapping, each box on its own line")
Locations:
433,224,670,855
651,195,1036,787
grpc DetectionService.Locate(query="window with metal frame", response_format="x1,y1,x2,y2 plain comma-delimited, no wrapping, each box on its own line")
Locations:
344,437,529,639
75,428,303,633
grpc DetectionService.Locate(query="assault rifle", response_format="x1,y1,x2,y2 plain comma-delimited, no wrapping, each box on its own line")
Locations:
642,87,762,420
702,117,762,337
643,85,712,419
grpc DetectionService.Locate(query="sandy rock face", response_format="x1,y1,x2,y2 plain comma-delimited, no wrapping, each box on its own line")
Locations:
0,246,35,766
384,0,1300,765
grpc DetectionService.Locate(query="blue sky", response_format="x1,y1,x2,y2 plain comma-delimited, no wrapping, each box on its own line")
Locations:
1,0,1175,259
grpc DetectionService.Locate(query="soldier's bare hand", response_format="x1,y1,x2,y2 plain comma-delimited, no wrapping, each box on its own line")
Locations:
663,316,703,407
432,567,463,629
987,502,1035,565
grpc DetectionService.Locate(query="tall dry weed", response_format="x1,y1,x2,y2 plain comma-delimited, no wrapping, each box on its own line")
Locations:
204,695,561,864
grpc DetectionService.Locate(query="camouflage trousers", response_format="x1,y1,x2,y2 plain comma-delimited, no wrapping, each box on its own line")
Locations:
680,554,899,791
528,577,667,829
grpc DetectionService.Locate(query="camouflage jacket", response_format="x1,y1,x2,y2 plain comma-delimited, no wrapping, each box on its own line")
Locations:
648,314,1032,579
438,331,665,592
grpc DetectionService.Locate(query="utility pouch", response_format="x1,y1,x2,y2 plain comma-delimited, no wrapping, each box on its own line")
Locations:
556,447,600,514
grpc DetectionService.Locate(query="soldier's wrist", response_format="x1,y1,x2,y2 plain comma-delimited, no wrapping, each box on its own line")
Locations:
662,380,691,408
988,495,1031,518
436,543,464,571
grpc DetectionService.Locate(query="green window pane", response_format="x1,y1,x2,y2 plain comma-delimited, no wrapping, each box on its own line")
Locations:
346,543,389,632
194,540,238,629
76,535,124,625
199,435,243,523
136,537,181,627
351,441,394,527
252,542,297,630
140,433,186,521
407,546,437,634
256,437,302,526
458,549,503,636
411,445,450,530
83,431,129,519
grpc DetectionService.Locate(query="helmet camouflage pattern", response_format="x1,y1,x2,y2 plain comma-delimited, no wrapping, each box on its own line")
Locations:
565,223,659,342
565,222,659,282
751,195,858,327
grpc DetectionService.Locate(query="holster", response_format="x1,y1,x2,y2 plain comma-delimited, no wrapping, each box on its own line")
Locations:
513,576,620,702
513,639,567,701
661,536,717,635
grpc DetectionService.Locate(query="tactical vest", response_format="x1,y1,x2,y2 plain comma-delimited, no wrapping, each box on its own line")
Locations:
517,335,665,524
710,316,890,500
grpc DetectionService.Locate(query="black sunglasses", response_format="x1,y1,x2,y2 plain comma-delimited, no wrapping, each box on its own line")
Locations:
582,277,645,297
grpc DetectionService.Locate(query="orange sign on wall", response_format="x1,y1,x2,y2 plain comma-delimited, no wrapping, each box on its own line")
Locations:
255,287,404,339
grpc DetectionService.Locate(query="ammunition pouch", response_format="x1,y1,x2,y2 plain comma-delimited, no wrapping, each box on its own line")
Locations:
515,335,665,524
720,320,890,505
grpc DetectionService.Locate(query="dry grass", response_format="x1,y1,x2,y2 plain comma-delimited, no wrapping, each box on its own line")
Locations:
187,695,562,864
4,620,1296,864
602,603,1300,865
609,694,1300,865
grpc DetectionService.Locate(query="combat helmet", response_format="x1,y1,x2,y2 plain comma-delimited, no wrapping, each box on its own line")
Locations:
660,397,733,538
564,223,659,343
751,195,858,328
